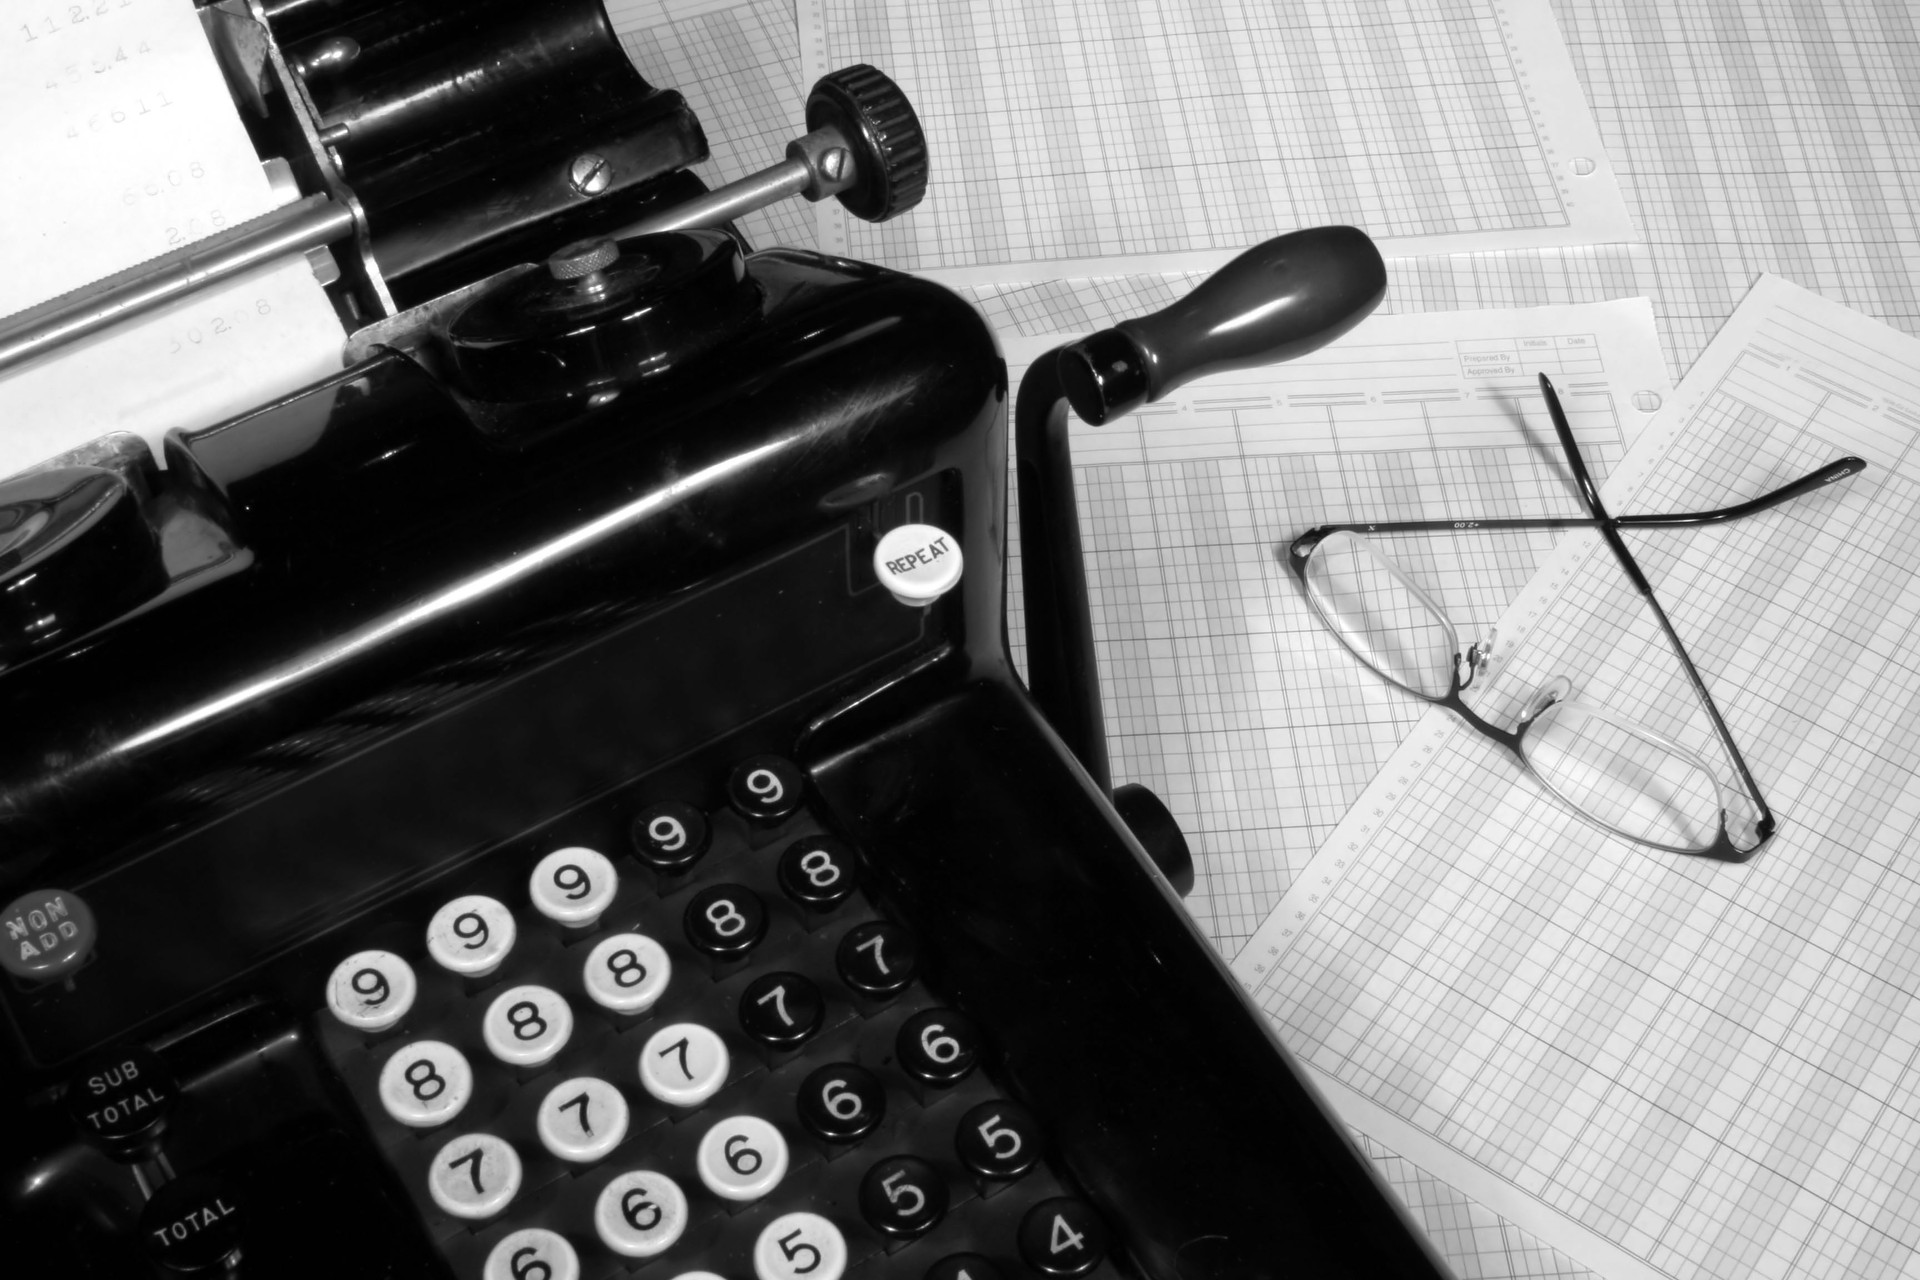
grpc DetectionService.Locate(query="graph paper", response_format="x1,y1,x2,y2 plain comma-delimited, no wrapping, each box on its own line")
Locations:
1234,274,1920,1280
974,1,1920,381
796,0,1631,283
1002,298,1668,954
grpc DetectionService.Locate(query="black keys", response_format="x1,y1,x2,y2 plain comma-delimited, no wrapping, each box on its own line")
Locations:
684,883,767,958
1019,1198,1108,1277
778,835,857,909
65,1044,177,1160
727,754,805,823
955,1099,1040,1182
738,972,825,1048
860,1154,948,1238
631,800,710,873
140,1171,244,1274
897,1007,979,1087
796,1064,885,1143
837,920,916,997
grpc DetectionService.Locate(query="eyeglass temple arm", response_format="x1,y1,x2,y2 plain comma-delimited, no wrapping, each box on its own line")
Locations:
1016,226,1386,791
1538,374,1782,844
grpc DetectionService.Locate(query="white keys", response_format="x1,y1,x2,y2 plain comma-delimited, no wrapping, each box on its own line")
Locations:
428,1132,520,1220
582,932,671,1014
535,1076,629,1163
426,895,516,976
482,984,573,1067
529,847,617,928
638,1022,729,1107
377,1040,472,1128
754,1212,847,1280
483,1228,579,1280
695,1115,788,1202
594,1170,689,1258
325,950,416,1031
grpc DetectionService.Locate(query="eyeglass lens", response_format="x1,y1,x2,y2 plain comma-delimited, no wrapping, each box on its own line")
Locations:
1303,530,1747,855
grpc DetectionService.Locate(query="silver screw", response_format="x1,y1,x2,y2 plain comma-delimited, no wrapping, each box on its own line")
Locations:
568,154,613,196
820,148,850,182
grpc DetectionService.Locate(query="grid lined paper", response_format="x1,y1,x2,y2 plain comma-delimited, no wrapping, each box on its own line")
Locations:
975,2,1920,378
1002,300,1667,955
1236,276,1920,1280
797,0,1629,280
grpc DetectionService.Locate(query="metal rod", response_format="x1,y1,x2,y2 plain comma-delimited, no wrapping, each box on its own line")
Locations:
0,195,356,375
616,159,815,238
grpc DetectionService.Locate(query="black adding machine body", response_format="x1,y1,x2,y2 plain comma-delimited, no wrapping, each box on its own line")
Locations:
0,2,1454,1277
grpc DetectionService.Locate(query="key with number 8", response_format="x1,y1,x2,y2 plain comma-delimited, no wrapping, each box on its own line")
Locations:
377,1040,472,1128
582,932,671,1014
482,985,573,1066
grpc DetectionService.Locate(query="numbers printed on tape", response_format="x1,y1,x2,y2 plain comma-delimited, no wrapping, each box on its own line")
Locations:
695,1114,788,1201
638,1022,729,1107
482,1227,579,1280
528,847,617,927
482,985,573,1066
426,895,516,976
325,950,416,1031
535,1076,629,1162
428,1133,521,1220
752,1212,847,1280
582,932,671,1014
593,1170,689,1258
376,1040,472,1128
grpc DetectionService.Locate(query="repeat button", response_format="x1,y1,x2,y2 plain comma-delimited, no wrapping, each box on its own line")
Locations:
872,523,962,606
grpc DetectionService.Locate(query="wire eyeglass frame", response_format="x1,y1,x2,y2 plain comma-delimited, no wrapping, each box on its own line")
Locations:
1286,373,1865,863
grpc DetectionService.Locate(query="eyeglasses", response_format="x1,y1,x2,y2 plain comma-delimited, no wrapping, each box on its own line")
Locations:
1287,373,1864,863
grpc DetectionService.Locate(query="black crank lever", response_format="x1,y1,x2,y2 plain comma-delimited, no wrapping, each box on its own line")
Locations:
1015,225,1387,793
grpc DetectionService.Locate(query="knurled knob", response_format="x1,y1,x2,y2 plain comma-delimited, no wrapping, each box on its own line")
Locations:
547,238,620,280
806,64,928,222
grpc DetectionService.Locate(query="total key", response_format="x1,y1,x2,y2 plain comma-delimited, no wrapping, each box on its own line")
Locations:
140,1171,243,1274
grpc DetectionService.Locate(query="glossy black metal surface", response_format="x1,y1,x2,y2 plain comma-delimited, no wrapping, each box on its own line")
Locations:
0,223,1448,1277
0,245,1000,897
809,679,1452,1280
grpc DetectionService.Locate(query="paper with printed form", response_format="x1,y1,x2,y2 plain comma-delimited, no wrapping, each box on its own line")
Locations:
798,0,1632,285
1234,274,1920,1280
0,0,342,477
999,297,1671,955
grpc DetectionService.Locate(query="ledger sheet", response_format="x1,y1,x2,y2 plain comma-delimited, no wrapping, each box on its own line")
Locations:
1235,276,1920,1279
1001,297,1671,952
